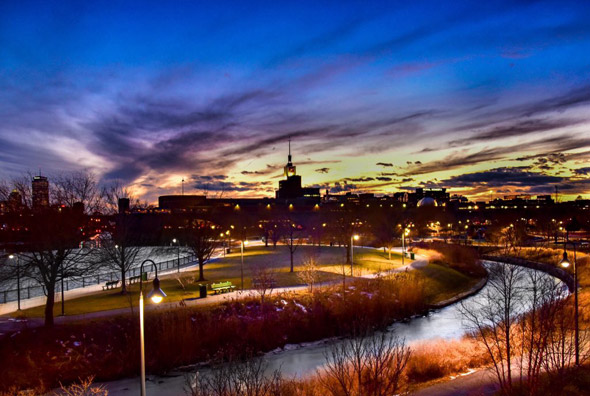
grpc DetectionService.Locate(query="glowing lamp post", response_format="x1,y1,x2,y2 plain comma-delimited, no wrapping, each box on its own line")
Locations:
350,234,359,276
560,243,579,366
241,240,249,290
402,228,410,266
139,259,166,396
172,238,180,272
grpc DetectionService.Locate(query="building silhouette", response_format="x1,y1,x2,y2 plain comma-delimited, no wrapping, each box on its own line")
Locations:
32,175,49,210
275,139,320,203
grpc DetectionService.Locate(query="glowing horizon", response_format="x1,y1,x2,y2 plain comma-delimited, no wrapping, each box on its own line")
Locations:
1,1,589,203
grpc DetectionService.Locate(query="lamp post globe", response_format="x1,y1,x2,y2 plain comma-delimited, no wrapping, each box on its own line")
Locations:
561,243,579,366
138,259,166,396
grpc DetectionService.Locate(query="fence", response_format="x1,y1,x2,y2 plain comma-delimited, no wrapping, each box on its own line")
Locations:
0,254,196,304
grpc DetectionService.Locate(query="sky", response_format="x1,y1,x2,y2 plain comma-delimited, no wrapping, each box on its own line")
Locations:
1,0,590,202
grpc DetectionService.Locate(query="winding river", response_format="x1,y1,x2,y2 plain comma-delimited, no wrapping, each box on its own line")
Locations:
103,261,565,395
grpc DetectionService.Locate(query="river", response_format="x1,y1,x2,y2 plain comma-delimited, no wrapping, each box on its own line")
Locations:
103,261,565,395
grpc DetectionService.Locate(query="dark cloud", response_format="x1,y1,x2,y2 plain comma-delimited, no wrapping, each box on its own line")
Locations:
573,167,590,176
315,168,330,173
330,181,357,193
241,164,277,176
376,176,392,181
376,162,393,167
193,179,271,192
346,177,375,182
442,167,564,189
402,147,514,176
449,118,582,146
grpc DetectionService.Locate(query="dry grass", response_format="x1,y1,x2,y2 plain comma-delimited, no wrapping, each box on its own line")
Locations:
1,245,485,393
0,274,430,392
406,338,490,384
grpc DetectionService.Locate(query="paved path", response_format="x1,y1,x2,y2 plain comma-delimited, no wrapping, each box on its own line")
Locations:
411,368,499,396
0,247,421,336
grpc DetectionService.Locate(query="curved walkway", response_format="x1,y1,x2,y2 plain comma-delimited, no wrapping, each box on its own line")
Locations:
0,248,423,336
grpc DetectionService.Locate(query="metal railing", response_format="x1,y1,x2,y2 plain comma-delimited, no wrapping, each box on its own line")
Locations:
0,254,196,304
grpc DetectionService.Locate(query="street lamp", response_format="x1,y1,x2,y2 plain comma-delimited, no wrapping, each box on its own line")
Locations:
350,234,359,276
402,228,410,266
241,240,249,290
560,242,579,366
8,254,20,311
139,259,166,396
172,238,180,273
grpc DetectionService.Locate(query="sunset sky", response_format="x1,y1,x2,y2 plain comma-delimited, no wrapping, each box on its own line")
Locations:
1,1,590,202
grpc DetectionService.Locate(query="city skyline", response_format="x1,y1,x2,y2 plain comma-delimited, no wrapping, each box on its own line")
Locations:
1,1,590,202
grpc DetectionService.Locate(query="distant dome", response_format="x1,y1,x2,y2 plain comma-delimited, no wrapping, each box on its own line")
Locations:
417,197,438,207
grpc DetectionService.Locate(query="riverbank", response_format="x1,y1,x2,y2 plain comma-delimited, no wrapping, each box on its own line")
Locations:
410,248,589,396
1,245,486,393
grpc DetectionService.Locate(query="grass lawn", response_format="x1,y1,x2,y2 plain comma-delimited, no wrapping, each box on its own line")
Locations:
13,245,406,318
420,263,480,304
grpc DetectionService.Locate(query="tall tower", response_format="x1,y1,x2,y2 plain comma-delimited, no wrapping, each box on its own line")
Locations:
284,137,296,177
32,175,49,210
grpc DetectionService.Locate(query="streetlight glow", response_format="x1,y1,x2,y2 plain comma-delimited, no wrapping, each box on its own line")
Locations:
560,251,570,268
138,259,166,396
560,243,579,366
147,277,166,304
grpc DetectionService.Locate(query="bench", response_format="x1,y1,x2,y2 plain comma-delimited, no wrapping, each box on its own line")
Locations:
128,275,142,285
211,281,236,294
103,280,120,290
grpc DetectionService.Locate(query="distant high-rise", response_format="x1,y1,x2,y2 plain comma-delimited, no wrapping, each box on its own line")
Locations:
8,189,23,212
118,197,130,214
32,175,49,210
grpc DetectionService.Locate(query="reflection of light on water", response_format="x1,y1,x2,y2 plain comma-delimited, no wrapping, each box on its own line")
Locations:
104,261,566,395
262,261,565,378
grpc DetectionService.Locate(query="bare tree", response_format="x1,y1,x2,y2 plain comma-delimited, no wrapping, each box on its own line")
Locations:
460,263,525,395
20,209,97,326
514,268,569,394
298,253,320,293
0,178,9,201
320,331,410,396
100,214,144,294
185,356,282,396
370,211,401,260
326,205,360,264
252,264,276,303
52,170,103,214
282,219,302,273
11,173,33,209
268,220,283,249
185,219,220,281
101,179,136,214
58,376,108,396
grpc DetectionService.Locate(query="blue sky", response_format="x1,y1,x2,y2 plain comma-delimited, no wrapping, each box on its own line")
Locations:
1,0,590,201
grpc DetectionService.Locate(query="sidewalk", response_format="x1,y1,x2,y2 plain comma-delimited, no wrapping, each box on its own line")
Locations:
0,249,422,335
411,368,499,396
